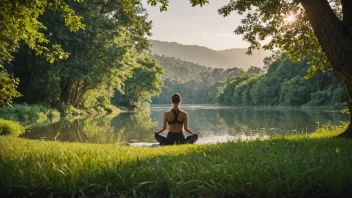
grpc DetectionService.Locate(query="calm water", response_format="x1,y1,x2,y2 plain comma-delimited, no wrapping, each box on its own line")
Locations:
21,105,349,144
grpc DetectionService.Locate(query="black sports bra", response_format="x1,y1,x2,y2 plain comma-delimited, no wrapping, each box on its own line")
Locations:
168,109,184,125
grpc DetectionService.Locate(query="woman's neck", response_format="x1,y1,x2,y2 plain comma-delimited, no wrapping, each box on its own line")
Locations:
172,104,180,110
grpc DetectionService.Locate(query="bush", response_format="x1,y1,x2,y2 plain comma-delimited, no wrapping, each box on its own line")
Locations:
57,104,87,116
48,109,61,119
0,119,25,137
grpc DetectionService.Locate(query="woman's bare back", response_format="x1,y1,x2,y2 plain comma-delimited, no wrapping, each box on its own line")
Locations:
166,110,186,132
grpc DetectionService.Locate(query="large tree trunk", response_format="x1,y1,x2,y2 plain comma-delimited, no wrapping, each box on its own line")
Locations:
300,0,352,138
59,77,75,105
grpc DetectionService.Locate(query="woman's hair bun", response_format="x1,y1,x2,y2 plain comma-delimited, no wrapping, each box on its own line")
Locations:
171,93,182,104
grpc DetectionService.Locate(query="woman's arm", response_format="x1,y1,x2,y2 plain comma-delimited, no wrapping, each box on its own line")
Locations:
184,113,200,135
153,112,168,134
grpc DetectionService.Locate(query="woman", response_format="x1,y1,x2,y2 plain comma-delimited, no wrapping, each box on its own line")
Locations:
153,93,200,145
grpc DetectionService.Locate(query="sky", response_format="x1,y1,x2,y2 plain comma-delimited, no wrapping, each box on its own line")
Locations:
141,0,249,51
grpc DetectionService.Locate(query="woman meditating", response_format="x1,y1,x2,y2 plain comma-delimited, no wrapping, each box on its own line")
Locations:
153,93,200,145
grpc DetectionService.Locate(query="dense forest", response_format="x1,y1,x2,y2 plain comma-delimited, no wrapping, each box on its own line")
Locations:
2,0,163,110
152,54,344,107
219,58,345,107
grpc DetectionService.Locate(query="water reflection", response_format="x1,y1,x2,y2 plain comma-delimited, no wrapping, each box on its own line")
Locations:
22,105,349,144
23,112,157,144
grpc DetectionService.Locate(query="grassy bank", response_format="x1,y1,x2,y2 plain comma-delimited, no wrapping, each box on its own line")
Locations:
0,104,61,125
1,124,352,197
0,119,25,137
0,104,120,126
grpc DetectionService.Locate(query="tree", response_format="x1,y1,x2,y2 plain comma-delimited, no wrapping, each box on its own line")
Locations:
113,56,164,109
280,76,312,106
147,0,352,138
247,66,264,75
9,0,152,109
0,0,85,105
0,0,84,65
0,70,21,107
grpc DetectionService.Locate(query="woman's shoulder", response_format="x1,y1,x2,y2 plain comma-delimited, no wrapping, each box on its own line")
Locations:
179,110,187,115
164,110,173,115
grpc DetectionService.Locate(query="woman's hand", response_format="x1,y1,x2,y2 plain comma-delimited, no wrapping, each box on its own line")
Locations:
153,130,158,134
194,131,200,135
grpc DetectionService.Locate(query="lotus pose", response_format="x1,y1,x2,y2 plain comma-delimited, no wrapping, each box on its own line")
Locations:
153,93,200,145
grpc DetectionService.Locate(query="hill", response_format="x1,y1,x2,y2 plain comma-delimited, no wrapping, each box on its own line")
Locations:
152,54,244,83
150,40,272,70
152,54,210,81
151,54,246,104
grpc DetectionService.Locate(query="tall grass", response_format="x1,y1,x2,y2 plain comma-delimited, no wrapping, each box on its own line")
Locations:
0,119,25,137
283,121,348,139
1,123,352,197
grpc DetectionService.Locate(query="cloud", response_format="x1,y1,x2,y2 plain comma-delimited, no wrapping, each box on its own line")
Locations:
216,32,229,37
188,32,209,37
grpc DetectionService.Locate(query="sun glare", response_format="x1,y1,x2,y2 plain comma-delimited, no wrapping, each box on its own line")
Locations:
284,14,296,23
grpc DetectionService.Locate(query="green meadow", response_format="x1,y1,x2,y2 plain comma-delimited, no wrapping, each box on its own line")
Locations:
1,123,351,197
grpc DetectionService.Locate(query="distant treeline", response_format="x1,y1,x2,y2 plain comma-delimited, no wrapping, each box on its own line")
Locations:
151,54,263,104
220,58,344,107
152,54,345,107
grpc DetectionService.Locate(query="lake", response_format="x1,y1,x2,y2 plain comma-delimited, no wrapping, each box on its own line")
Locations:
21,105,349,144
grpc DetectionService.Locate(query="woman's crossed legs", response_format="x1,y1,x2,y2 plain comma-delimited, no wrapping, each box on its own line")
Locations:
155,133,198,145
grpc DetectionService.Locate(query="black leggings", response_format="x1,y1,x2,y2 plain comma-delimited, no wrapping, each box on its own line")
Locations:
155,132,198,146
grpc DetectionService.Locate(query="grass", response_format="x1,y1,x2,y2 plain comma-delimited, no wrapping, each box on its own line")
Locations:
280,121,348,139
0,124,352,197
0,119,25,137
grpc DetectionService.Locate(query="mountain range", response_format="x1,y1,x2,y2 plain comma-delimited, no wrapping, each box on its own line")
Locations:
150,40,272,70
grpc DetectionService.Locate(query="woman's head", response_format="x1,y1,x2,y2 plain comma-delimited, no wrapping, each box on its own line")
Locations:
171,93,182,104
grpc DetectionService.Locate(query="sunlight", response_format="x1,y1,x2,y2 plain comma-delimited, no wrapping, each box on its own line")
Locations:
284,13,296,23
